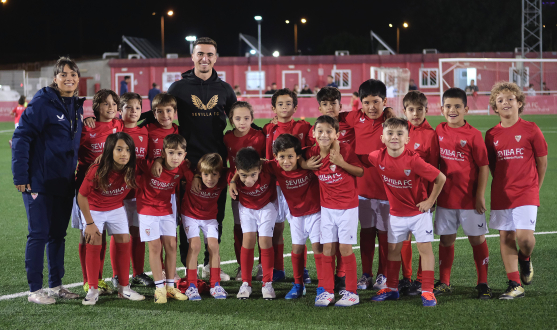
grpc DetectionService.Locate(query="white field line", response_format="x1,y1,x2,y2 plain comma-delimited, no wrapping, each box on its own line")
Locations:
1,230,556,301
0,129,15,134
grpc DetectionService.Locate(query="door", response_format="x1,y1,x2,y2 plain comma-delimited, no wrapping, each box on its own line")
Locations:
282,70,301,91
115,73,134,94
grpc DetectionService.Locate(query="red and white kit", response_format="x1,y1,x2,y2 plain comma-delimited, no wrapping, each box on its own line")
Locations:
307,112,356,150
122,125,149,227
145,122,180,160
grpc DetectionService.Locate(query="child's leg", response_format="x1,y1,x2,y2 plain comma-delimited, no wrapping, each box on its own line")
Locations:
322,243,336,293
232,200,243,266
207,238,221,287
516,229,535,258
438,234,456,285
85,233,103,290
312,242,324,286
469,235,489,284
377,229,388,276
99,231,107,280
79,231,88,284
112,234,131,286
129,226,145,277
259,236,274,283
401,233,413,279
272,222,284,271
148,239,164,285
186,237,201,287
339,243,358,293
499,230,521,283
385,242,404,290
416,242,435,293
161,235,177,286
335,244,345,277
291,244,305,285
241,232,257,285
358,198,375,277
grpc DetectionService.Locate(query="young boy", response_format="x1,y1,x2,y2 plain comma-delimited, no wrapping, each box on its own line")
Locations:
182,153,228,300
135,134,189,303
399,91,439,295
485,82,547,299
304,115,364,307
262,89,312,282
433,88,491,299
366,117,446,307
269,134,323,299
10,95,26,128
229,148,278,300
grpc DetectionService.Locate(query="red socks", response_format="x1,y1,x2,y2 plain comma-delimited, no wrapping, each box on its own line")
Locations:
472,240,489,284
507,271,521,284
187,269,198,288
210,268,220,288
377,233,388,276
273,243,284,271
292,252,304,285
314,253,324,288
79,243,87,283
401,240,413,279
518,250,530,261
233,225,243,265
114,241,131,286
386,260,401,290
421,270,434,293
342,253,358,293
131,235,145,277
322,255,335,293
86,244,102,289
109,236,117,279
335,249,345,277
240,247,254,286
360,230,375,276
438,244,455,285
99,239,107,279
261,247,275,283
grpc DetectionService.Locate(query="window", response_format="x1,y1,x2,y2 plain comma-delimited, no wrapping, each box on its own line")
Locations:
509,66,529,88
217,71,226,82
419,68,439,88
161,72,182,92
246,71,265,91
331,69,351,89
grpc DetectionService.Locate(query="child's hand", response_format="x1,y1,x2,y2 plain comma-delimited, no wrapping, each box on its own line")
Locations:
191,176,202,193
229,181,238,200
151,158,164,177
84,223,101,244
305,156,323,170
270,116,279,125
383,107,395,119
92,155,101,165
417,199,434,213
475,196,486,214
329,148,345,166
83,117,96,128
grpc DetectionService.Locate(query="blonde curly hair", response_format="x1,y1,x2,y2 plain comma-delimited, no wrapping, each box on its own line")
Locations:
489,81,526,114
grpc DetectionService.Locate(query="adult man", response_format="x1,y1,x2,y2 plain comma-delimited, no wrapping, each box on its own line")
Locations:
120,76,131,95
465,79,479,95
148,83,161,107
408,79,418,91
265,82,278,95
326,75,338,88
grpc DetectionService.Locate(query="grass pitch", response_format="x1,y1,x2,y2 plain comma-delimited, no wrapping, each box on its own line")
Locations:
0,114,556,329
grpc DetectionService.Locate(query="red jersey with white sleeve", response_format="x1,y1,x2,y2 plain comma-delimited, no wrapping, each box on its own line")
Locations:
262,120,311,160
145,122,180,160
368,148,440,217
236,162,277,210
267,161,321,217
305,143,360,210
79,164,131,211
223,127,266,171
307,112,355,150
12,105,25,124
342,110,387,200
181,169,227,220
485,118,548,210
436,121,488,209
409,119,439,194
135,159,189,216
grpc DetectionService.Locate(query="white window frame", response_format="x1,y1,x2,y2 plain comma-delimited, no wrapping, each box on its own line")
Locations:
331,69,351,89
419,68,439,88
245,71,266,91
115,73,134,94
161,72,182,92
217,71,226,82
281,70,302,89
509,66,529,88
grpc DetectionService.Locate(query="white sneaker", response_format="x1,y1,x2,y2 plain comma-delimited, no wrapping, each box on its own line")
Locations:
201,264,211,279
234,267,242,281
185,284,202,301
118,284,145,301
255,264,263,281
314,291,335,307
220,269,231,281
237,282,252,299
48,285,79,299
357,274,373,290
373,274,387,290
28,289,56,305
334,290,359,307
210,284,228,299
262,282,276,300
82,288,99,305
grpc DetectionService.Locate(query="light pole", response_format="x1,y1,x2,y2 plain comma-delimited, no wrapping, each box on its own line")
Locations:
160,10,174,57
287,18,306,55
390,22,408,54
255,16,262,98
185,36,197,54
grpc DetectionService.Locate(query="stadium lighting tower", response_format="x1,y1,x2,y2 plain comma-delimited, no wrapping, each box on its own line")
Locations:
291,18,307,55
390,22,409,54
185,36,197,54
161,10,174,57
1,0,6,4
273,51,280,57
254,16,263,98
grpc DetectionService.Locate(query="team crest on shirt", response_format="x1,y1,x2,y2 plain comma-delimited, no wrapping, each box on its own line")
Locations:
90,133,97,138
379,165,385,171
330,164,337,172
494,140,499,146
460,140,467,147
298,133,304,140
340,130,346,136
414,143,420,149
145,229,150,236
439,136,444,141
152,138,158,143
515,135,522,142
113,128,117,134
139,136,143,142
404,169,411,176
359,118,365,123
174,175,180,179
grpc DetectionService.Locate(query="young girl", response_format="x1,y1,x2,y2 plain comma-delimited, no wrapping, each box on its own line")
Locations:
222,101,266,281
78,132,144,305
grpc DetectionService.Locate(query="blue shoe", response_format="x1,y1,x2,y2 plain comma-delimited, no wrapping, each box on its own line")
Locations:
315,286,325,299
303,268,311,284
370,288,399,302
421,292,437,307
273,269,286,282
285,283,305,299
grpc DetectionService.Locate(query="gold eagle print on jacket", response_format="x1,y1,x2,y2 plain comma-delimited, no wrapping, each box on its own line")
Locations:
192,95,219,110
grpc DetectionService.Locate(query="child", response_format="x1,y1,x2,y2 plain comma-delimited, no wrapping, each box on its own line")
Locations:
269,134,323,299
304,115,364,307
74,89,123,295
228,148,278,300
350,92,360,112
262,89,312,282
182,153,228,300
223,101,266,281
485,82,547,299
10,95,26,128
399,91,439,295
433,88,491,299
135,134,189,303
77,132,145,305
366,117,446,307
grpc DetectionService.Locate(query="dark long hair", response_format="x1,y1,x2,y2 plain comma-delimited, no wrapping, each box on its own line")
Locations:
48,57,81,97
92,132,137,191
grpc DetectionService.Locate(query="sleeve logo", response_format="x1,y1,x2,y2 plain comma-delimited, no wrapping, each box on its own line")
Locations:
192,95,219,110
414,143,420,149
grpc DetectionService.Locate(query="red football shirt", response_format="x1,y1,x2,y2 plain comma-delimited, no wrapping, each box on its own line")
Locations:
135,159,189,216
79,164,131,212
409,119,440,194
123,126,149,160
267,161,321,217
12,105,25,124
352,100,360,112
262,120,311,160
485,118,548,210
307,112,355,150
305,143,360,210
181,169,227,220
145,122,180,160
368,148,440,217
223,128,266,171
436,121,488,209
236,163,277,210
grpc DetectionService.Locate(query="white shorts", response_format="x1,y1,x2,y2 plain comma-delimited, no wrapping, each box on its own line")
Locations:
358,196,389,231
288,211,321,245
434,206,488,236
275,186,289,224
320,207,358,245
71,196,83,230
138,213,177,242
489,205,538,231
388,212,434,244
81,207,129,236
182,215,219,240
231,199,241,225
124,199,139,227
239,200,278,237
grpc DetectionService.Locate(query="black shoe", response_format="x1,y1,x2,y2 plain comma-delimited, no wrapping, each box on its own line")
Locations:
334,275,346,292
407,280,422,296
398,277,412,295
475,283,492,300
518,256,534,285
132,273,155,287
433,281,452,296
